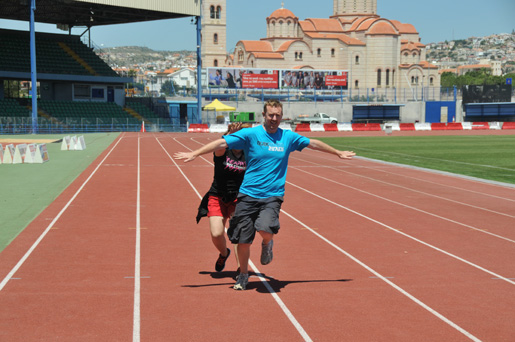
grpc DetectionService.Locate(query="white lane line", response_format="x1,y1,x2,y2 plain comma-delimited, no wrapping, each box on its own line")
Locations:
286,180,515,286
0,135,124,292
280,210,481,342
294,154,515,219
133,136,141,342
160,137,313,342
290,166,515,244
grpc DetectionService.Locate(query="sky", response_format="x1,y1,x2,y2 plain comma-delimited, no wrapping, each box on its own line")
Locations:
0,0,514,51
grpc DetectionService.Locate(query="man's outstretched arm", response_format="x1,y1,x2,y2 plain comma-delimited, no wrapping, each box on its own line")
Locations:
173,138,228,162
307,139,356,160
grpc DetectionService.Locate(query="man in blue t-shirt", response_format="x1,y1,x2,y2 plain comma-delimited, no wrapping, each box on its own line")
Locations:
174,100,355,290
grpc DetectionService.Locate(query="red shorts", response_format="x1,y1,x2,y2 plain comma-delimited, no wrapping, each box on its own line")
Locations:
207,195,237,219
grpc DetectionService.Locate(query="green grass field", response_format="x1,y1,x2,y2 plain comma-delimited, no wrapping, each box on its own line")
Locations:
319,135,515,185
0,133,119,252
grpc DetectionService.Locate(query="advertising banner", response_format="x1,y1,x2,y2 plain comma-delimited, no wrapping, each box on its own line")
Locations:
207,67,347,90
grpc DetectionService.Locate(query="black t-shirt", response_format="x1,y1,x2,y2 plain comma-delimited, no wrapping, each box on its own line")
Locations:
196,149,246,223
208,148,246,202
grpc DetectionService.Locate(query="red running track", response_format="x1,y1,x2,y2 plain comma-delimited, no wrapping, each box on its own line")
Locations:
0,132,514,341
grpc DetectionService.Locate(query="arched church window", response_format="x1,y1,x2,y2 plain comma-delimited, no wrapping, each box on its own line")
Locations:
355,80,359,88
386,69,390,86
216,6,221,19
377,69,382,86
355,55,360,64
331,48,335,57
213,33,218,44
214,59,218,67
299,52,303,59
317,48,321,57
430,77,434,86
210,6,215,19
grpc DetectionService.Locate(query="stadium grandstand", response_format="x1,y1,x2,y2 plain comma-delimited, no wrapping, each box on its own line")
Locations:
0,0,199,133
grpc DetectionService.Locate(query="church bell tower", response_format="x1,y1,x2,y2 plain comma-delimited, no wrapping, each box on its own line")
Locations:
201,0,227,67
332,0,378,20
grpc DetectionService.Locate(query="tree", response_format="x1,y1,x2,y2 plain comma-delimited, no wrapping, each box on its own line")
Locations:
160,80,176,96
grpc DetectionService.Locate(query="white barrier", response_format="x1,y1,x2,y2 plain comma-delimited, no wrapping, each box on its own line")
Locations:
3,144,15,164
461,122,472,130
337,123,353,131
75,136,86,150
12,143,27,164
415,123,432,131
0,144,3,164
489,122,501,130
61,136,71,150
310,123,325,132
209,124,228,133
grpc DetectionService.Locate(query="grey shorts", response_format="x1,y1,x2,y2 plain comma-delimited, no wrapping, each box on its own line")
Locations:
227,194,284,244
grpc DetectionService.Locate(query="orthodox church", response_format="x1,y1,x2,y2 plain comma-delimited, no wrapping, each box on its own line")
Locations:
201,0,439,90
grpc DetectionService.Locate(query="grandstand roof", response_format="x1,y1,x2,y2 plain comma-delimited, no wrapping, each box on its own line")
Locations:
0,0,199,27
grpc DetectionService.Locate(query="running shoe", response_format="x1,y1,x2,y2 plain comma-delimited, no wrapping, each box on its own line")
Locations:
215,248,231,272
234,267,241,280
260,240,274,265
233,273,249,291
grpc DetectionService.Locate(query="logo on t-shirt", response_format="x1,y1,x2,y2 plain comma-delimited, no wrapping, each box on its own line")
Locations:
258,140,284,152
225,156,246,172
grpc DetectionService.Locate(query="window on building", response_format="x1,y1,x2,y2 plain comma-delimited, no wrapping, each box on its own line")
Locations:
355,55,360,64
430,77,434,86
355,80,359,88
210,6,215,19
213,33,218,44
377,69,381,86
331,48,335,57
295,52,298,59
386,69,390,86
299,52,303,59
216,6,221,19
317,48,321,57
392,70,395,86
214,59,218,67
238,50,244,62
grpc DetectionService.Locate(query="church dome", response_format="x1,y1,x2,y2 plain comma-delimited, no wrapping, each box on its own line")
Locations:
267,7,298,21
366,21,398,35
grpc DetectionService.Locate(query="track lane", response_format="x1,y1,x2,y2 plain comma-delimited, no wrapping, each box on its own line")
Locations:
0,134,138,341
139,134,313,341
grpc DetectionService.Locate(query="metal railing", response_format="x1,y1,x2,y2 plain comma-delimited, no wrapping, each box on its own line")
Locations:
0,117,186,134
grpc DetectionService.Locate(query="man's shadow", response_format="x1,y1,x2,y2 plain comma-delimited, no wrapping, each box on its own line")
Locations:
182,270,353,293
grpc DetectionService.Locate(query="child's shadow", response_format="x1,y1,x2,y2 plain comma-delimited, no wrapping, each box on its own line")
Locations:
182,270,352,293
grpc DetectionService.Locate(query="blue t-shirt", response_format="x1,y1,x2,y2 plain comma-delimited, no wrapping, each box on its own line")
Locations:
223,125,310,198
